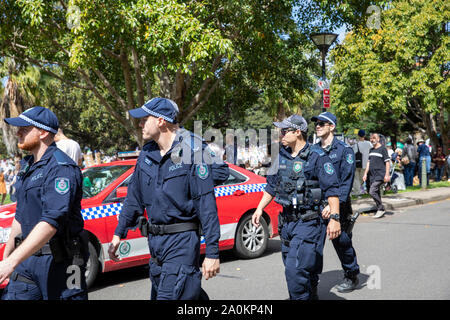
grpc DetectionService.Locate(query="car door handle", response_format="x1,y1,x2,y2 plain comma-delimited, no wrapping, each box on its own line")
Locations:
233,190,245,196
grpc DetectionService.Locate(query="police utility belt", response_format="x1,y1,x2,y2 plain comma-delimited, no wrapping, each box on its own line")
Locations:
14,231,88,265
137,216,200,237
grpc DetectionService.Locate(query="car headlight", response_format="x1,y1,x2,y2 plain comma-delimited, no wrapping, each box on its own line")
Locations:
0,227,11,244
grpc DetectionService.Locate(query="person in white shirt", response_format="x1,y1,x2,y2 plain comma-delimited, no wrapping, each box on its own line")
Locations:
54,128,83,166
352,130,372,195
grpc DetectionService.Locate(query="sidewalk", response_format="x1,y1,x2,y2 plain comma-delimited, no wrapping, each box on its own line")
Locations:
352,187,450,213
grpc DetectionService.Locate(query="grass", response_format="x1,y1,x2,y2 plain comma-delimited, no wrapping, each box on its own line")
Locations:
352,179,450,201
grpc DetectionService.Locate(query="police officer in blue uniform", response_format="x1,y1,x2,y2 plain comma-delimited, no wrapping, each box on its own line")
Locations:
311,111,360,292
252,115,341,300
0,106,87,300
108,97,226,300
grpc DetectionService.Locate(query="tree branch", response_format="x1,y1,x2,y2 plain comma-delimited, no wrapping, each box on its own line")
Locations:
131,47,145,106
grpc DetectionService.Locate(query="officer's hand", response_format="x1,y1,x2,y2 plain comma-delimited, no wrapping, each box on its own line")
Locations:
108,235,122,262
0,259,15,285
327,220,341,240
252,209,263,227
322,205,331,219
202,258,220,280
384,174,390,183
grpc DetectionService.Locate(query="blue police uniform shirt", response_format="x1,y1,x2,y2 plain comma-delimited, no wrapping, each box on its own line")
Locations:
115,131,221,259
264,142,340,201
315,137,355,203
14,143,84,238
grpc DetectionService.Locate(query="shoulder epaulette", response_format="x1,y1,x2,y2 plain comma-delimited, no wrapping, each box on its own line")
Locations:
310,144,325,156
53,149,71,165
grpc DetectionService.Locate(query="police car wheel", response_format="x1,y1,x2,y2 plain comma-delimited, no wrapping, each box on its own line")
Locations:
234,214,269,259
85,241,100,288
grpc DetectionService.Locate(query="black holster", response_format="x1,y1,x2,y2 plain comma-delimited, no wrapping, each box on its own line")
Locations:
344,211,360,234
137,216,149,237
49,230,89,265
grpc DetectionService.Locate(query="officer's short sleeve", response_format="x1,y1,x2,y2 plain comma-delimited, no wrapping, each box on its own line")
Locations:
41,165,82,231
264,155,279,196
309,152,340,199
339,146,356,201
190,163,220,259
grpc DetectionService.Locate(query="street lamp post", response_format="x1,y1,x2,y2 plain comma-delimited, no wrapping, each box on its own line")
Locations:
310,32,338,112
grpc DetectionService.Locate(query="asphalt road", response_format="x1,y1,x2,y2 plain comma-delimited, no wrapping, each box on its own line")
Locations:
88,199,450,300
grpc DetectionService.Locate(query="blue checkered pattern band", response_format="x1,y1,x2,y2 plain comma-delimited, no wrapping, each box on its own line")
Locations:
82,203,123,221
214,183,267,197
80,183,267,221
19,114,57,133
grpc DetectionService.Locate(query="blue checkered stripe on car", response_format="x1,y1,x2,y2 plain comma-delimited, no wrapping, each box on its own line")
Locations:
81,203,123,221
214,183,267,198
80,183,267,220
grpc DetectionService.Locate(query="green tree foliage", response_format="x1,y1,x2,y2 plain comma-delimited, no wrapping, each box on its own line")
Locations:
330,0,449,151
0,0,316,146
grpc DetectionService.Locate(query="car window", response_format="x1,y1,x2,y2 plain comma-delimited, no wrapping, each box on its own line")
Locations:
218,168,248,186
82,165,133,199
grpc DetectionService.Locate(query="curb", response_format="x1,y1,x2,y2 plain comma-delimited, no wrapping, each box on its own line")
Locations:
352,187,450,211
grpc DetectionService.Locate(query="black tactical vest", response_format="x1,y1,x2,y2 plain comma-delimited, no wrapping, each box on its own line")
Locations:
274,146,322,217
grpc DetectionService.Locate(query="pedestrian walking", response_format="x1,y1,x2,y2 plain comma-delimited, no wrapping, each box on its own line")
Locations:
352,129,372,195
252,114,341,300
108,97,226,300
363,133,391,219
402,138,417,187
0,106,88,300
311,112,360,293
0,169,6,205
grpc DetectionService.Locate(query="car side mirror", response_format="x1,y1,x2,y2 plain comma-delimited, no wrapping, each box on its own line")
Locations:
116,186,128,198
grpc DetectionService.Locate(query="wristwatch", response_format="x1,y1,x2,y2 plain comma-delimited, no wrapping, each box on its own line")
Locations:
330,214,340,221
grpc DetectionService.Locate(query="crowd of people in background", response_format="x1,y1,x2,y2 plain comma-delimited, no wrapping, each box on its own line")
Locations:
0,128,449,206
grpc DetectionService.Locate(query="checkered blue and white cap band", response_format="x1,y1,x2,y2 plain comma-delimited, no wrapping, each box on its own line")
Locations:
19,114,58,134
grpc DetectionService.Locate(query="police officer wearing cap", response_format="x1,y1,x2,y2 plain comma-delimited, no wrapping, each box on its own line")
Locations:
311,111,360,292
252,114,341,300
108,97,226,300
0,106,88,300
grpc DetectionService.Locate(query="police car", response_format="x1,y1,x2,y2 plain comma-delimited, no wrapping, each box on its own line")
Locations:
0,160,281,288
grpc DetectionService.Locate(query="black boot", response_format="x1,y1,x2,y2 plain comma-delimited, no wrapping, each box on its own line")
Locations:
336,276,359,293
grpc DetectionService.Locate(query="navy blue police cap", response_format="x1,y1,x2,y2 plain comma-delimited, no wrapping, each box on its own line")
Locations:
311,111,337,126
4,106,59,134
273,114,308,132
129,97,179,123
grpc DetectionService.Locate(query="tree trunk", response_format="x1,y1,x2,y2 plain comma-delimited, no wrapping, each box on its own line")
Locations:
0,78,24,156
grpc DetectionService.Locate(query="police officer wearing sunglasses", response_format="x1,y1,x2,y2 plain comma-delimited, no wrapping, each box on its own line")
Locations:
311,112,360,293
252,114,341,300
1,106,88,300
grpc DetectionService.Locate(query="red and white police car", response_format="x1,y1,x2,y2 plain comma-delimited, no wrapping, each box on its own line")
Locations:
0,159,281,288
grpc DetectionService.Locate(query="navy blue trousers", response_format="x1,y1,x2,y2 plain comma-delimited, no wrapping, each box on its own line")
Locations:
2,255,87,300
280,217,326,300
147,230,208,300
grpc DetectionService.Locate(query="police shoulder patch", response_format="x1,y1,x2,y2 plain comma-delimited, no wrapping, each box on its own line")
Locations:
196,164,209,180
346,153,354,164
324,162,335,175
55,177,70,194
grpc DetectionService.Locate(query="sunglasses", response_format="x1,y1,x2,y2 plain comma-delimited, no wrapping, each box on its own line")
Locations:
315,121,330,127
280,128,297,135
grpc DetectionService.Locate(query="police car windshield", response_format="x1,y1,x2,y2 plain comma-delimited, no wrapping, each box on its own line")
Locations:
82,165,133,198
